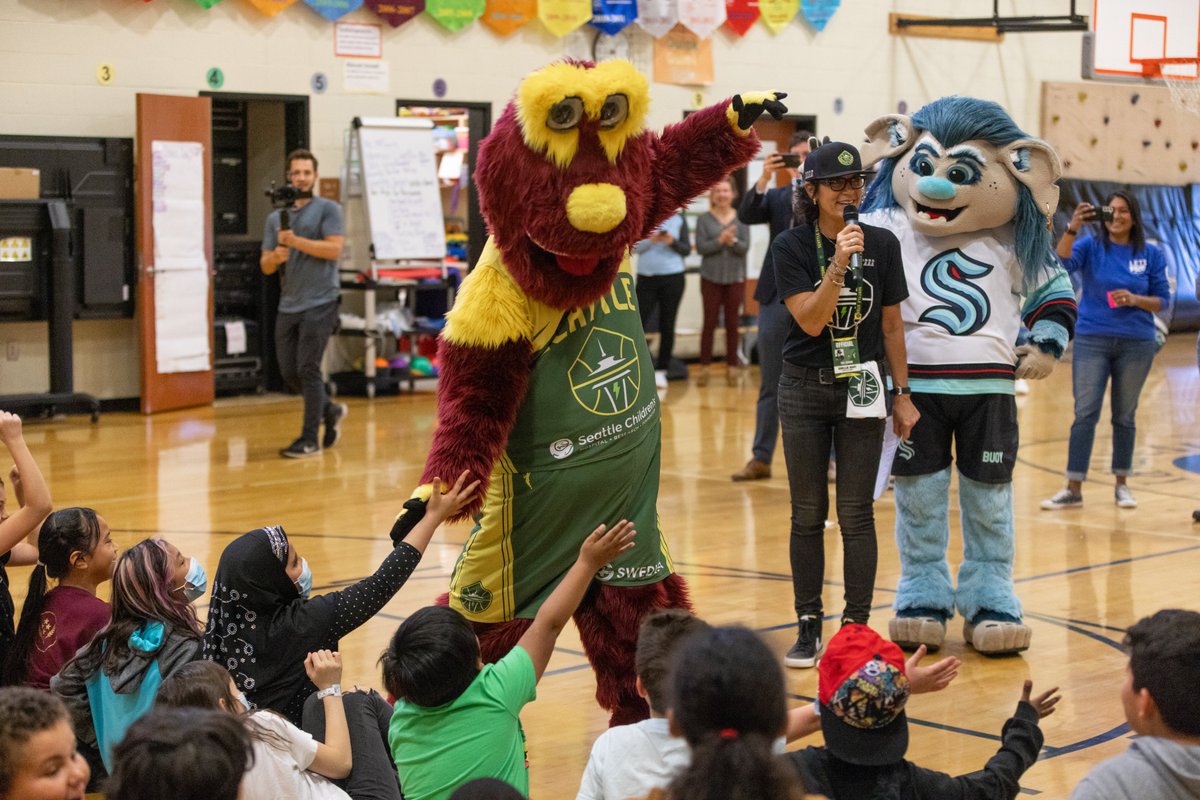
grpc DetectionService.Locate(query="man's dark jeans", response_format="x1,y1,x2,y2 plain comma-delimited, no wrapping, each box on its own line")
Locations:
276,300,339,444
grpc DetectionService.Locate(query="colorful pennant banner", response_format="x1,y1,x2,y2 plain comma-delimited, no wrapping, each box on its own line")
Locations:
635,0,678,38
366,0,425,26
591,0,638,36
481,0,536,35
303,0,364,20
677,0,723,39
427,0,485,30
243,0,298,14
757,0,796,33
723,0,759,36
799,0,838,31
653,23,712,85
539,0,591,37
194,0,223,8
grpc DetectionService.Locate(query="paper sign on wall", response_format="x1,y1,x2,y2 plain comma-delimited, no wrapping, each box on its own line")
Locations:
592,0,638,36
344,60,391,92
539,0,592,37
481,0,536,34
427,0,486,31
723,0,759,36
799,0,838,31
335,21,383,56
366,0,425,27
652,23,712,84
636,0,678,38
678,0,724,38
242,0,299,15
757,0,796,33
305,0,364,20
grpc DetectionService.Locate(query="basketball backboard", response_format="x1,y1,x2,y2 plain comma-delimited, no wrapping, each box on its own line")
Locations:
1083,0,1199,82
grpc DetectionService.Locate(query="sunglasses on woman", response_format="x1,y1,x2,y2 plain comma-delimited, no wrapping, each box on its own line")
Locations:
820,175,867,191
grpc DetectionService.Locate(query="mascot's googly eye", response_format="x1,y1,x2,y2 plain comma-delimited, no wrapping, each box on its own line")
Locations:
547,97,585,131
599,94,629,129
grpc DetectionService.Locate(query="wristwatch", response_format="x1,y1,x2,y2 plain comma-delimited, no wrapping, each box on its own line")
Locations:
316,684,342,699
890,386,912,396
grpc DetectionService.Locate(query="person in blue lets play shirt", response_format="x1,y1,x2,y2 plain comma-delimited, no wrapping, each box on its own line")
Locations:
1042,192,1170,512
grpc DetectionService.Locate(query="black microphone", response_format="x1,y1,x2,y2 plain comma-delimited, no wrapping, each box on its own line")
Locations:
842,204,862,282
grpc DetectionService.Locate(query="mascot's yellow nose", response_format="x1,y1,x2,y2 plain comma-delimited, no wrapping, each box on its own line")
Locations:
566,183,627,233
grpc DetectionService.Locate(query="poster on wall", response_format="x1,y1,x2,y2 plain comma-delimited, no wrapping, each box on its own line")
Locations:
757,0,796,33
678,0,724,39
636,0,678,38
335,22,383,57
305,0,365,20
723,0,759,36
242,0,299,15
481,0,536,35
366,0,425,27
799,0,837,30
427,0,486,31
652,23,712,85
592,0,638,36
539,0,592,37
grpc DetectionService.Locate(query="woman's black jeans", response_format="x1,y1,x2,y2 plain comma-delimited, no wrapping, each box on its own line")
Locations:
778,361,885,623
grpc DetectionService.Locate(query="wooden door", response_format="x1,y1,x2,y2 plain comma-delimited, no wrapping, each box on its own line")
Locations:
135,94,215,414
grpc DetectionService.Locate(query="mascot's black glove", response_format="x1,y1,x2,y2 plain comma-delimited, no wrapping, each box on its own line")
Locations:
730,92,788,131
388,497,428,547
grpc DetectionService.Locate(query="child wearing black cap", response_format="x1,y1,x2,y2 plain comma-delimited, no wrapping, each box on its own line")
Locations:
787,624,1060,800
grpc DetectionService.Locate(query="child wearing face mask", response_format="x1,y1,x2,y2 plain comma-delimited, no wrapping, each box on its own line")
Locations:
50,538,206,789
204,472,480,728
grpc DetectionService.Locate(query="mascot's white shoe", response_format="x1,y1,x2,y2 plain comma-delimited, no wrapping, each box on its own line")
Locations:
963,618,1032,654
889,616,947,651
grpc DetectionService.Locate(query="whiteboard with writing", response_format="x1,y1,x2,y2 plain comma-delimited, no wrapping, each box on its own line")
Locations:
356,118,446,261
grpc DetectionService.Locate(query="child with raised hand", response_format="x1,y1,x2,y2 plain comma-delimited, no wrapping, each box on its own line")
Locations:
787,624,1060,800
383,519,637,800
0,686,90,800
204,471,480,727
0,411,53,672
3,509,118,689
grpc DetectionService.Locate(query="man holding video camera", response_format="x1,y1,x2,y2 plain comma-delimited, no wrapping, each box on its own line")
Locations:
260,149,347,459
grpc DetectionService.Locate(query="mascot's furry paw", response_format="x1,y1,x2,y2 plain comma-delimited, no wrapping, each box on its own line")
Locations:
963,613,1032,655
889,615,947,652
729,92,788,131
389,484,435,546
1014,344,1055,380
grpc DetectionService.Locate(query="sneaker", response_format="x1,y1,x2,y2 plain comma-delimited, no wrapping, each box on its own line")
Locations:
1115,484,1137,509
323,402,348,449
784,616,823,669
279,439,320,459
731,458,771,482
1041,488,1082,510
654,370,668,389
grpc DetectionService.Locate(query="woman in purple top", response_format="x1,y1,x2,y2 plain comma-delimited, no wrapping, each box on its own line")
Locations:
1042,191,1171,511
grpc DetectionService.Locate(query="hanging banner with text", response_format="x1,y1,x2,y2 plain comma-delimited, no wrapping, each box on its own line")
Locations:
305,0,364,20
636,0,678,38
366,0,425,26
481,0,536,35
757,0,796,33
539,0,591,37
194,0,223,8
653,23,712,84
723,0,758,36
242,0,299,15
427,0,485,31
677,0,724,39
591,0,638,36
799,0,838,31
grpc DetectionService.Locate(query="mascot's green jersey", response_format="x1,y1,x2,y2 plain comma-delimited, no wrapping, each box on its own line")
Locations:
448,240,674,622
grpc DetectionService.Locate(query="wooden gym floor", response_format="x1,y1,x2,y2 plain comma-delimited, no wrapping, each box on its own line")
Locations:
12,333,1200,799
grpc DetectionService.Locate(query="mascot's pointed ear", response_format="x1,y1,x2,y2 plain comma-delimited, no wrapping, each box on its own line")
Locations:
861,114,914,167
1002,138,1062,222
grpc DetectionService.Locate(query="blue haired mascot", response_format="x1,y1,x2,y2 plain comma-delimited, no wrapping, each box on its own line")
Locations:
861,98,1077,654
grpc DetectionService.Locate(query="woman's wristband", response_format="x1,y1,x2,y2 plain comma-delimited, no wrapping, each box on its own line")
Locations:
1065,228,1078,236
316,684,342,699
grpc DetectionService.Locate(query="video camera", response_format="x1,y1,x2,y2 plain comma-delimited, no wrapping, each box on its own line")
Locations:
264,182,313,230
1087,205,1115,223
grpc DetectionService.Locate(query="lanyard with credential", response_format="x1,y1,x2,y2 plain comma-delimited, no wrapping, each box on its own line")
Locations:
813,227,863,332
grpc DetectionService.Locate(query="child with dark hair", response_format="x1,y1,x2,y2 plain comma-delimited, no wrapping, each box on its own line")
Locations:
449,778,525,800
51,537,206,783
0,687,89,800
787,624,1060,800
383,520,636,800
106,706,252,800
3,508,117,689
1070,609,1200,800
577,609,710,800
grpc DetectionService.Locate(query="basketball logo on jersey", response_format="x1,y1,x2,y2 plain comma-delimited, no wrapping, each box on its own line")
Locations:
918,249,994,336
570,327,641,415
817,278,875,332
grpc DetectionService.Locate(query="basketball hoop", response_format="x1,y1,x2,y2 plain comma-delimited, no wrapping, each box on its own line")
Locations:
1134,57,1200,116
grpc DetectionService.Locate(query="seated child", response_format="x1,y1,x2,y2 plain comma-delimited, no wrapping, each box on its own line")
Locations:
787,624,1060,800
0,686,90,800
1070,609,1200,800
383,519,636,800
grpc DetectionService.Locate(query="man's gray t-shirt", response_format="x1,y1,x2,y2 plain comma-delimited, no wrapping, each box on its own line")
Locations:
262,196,343,314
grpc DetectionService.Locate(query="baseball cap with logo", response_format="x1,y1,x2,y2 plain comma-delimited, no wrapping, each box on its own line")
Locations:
802,138,868,183
817,623,911,766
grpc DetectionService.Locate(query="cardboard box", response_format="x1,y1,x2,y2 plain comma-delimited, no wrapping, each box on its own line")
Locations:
0,168,40,200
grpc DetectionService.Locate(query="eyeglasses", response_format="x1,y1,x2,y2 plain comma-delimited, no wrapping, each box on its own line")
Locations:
820,175,866,191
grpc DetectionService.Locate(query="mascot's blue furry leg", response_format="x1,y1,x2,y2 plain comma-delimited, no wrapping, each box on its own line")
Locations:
956,473,1031,654
890,467,954,651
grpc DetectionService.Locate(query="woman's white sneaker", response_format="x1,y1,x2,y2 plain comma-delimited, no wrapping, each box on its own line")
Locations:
1115,485,1138,509
1041,488,1083,510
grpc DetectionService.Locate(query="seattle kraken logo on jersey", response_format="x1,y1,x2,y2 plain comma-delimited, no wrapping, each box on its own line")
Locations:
918,249,994,336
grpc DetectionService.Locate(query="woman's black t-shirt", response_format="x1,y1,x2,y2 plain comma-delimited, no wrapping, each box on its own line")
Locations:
772,221,908,368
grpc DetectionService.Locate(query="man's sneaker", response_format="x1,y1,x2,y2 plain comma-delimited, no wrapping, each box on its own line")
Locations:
323,402,348,449
784,616,823,669
1115,484,1138,509
1041,488,1082,510
279,439,320,459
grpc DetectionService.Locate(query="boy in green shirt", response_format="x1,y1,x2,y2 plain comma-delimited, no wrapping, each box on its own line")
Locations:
383,520,636,800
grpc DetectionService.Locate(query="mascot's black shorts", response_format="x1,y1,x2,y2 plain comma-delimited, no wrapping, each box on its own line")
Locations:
892,393,1017,484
